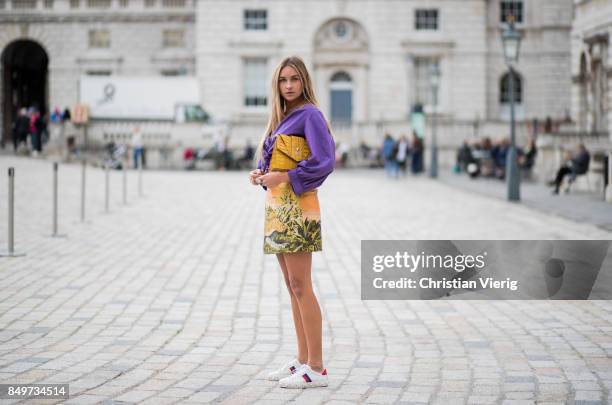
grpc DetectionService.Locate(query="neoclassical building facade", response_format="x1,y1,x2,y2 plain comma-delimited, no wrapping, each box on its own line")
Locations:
196,0,574,147
0,0,574,153
571,0,611,136
0,0,196,146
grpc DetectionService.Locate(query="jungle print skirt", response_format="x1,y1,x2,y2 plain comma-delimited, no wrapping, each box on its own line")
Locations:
264,181,322,254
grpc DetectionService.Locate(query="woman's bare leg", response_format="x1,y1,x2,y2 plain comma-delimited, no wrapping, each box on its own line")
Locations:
276,253,308,364
284,252,324,372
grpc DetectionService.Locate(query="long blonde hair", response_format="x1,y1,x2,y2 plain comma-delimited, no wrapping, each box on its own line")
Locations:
255,55,330,165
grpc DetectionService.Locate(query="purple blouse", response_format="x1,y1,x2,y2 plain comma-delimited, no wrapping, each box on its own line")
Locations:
257,104,335,196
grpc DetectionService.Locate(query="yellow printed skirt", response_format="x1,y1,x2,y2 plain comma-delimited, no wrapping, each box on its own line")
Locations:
264,181,322,254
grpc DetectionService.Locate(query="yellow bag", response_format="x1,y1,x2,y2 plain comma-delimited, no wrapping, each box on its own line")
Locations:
269,134,311,171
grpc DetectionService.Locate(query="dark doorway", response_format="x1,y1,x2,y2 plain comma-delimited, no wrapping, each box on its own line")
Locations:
1,39,49,148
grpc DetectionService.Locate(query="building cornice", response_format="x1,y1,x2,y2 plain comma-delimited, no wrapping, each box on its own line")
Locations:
0,13,194,24
227,40,283,50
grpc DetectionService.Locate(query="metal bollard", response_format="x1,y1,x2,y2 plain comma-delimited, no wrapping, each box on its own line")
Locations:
105,164,110,213
0,168,25,257
606,151,612,203
50,162,67,238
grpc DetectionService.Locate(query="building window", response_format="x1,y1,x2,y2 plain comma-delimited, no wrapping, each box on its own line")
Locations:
87,0,110,7
70,0,79,8
44,0,54,8
244,58,267,107
415,9,439,30
0,1,5,9
86,70,112,76
500,0,523,23
500,71,522,104
331,72,352,83
161,69,187,76
162,29,185,48
330,71,353,123
12,0,37,8
334,21,348,38
119,0,128,7
162,0,185,7
89,29,111,48
144,0,155,7
413,57,439,107
244,9,267,31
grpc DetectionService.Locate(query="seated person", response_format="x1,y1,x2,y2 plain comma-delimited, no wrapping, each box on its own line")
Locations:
491,138,510,179
456,141,475,173
518,136,537,170
550,143,590,194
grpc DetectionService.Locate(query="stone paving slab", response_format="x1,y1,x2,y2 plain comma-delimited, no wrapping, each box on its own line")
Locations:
0,157,611,404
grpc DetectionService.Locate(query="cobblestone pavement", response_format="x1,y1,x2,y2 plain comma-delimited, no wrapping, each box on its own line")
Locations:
437,172,612,232
0,156,611,405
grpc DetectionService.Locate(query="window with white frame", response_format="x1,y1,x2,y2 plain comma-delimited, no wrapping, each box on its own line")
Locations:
144,0,155,7
87,0,111,8
161,69,186,76
499,71,522,104
415,9,439,30
244,9,267,30
12,0,37,8
162,0,185,7
70,0,80,8
44,0,54,8
500,0,523,23
244,58,268,107
88,29,110,48
413,57,439,107
119,0,128,7
86,70,112,76
162,29,185,48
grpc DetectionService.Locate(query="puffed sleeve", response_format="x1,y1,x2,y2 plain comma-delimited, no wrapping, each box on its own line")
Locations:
287,109,336,195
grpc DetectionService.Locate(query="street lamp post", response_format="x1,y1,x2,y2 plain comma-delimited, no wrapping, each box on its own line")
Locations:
502,18,522,201
429,63,441,178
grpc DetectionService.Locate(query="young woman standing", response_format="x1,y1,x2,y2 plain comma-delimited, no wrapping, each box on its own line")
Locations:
249,56,335,389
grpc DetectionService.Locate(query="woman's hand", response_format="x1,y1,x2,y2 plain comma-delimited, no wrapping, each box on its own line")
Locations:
249,169,263,185
258,171,289,188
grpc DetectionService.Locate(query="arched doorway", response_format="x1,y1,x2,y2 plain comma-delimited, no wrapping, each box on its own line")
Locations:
313,17,369,130
330,71,353,124
1,39,49,148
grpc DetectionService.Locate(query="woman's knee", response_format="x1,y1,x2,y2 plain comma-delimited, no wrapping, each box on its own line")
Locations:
288,277,307,298
283,277,294,295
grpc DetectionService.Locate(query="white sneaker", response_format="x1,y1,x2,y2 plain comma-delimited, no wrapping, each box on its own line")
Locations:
279,364,328,388
266,358,303,381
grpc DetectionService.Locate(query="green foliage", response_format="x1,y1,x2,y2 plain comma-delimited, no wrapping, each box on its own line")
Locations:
264,187,322,254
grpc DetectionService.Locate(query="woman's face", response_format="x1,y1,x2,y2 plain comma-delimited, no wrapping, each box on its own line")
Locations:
278,66,303,104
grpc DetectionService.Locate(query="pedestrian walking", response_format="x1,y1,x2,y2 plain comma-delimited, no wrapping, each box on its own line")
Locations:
382,133,396,177
249,55,335,389
12,108,30,152
396,134,409,177
29,108,48,156
411,131,424,174
131,125,144,169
